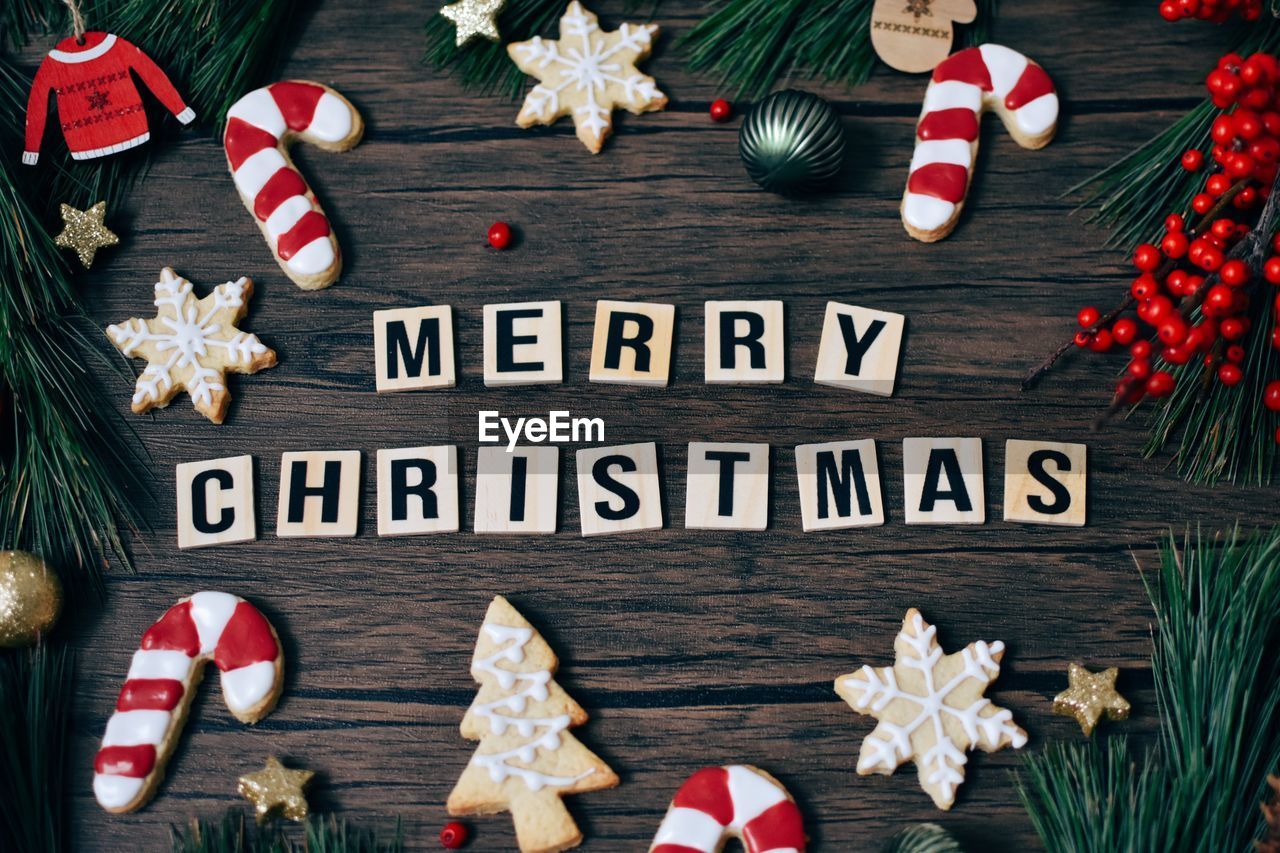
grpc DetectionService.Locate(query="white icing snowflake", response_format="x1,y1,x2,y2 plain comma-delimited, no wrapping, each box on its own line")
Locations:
835,608,1027,809
106,267,276,424
507,1,667,153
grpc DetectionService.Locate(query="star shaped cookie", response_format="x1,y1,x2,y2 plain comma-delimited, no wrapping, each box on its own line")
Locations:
835,609,1027,810
507,1,667,153
1052,663,1130,736
440,0,505,46
54,201,118,268
106,267,276,424
238,757,314,823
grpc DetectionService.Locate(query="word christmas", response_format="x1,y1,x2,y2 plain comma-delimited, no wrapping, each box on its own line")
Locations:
372,299,906,393
173,438,1087,547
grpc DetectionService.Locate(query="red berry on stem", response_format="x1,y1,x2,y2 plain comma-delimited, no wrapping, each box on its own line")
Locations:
1265,380,1280,411
1226,344,1246,362
1146,371,1175,398
1218,362,1244,385
1205,283,1236,314
1161,231,1189,258
709,98,732,122
1077,306,1100,328
1089,329,1114,352
1221,316,1249,340
1127,358,1152,380
1220,258,1251,286
1112,317,1138,345
1134,243,1162,272
441,822,469,849
1132,274,1158,299
1192,193,1214,214
1181,149,1205,171
1266,256,1280,283
1158,317,1189,346
1273,325,1280,349
487,222,513,250
1206,174,1232,196
1130,340,1153,359
1073,331,1092,347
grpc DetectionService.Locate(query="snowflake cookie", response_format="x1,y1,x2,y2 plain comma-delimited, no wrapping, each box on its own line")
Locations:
106,268,277,424
834,608,1027,810
507,1,667,154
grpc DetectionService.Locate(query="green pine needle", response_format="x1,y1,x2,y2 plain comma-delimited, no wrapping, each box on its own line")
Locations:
171,811,403,853
1016,527,1280,852
424,0,575,99
680,0,995,100
0,645,74,853
883,823,964,853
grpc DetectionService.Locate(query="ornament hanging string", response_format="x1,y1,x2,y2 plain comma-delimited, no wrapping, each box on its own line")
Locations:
63,0,87,44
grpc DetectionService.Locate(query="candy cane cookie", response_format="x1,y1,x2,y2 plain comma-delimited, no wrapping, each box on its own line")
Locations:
92,592,284,813
902,44,1059,242
223,81,364,290
650,765,807,853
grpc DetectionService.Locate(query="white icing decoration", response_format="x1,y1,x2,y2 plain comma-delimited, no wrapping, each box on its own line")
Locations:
840,612,1027,806
903,195,956,231
309,92,355,142
232,147,289,198
106,269,269,412
726,763,787,826
103,710,171,746
652,807,723,849
285,238,336,275
1015,93,1060,137
909,139,972,173
127,649,196,681
265,195,314,239
978,43,1029,98
93,774,144,810
921,80,983,115
512,2,662,144
189,591,240,655
227,87,287,138
222,660,278,712
466,622,592,792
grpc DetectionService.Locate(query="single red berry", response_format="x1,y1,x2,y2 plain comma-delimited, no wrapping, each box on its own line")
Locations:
1182,149,1205,171
1184,274,1205,296
1218,362,1244,385
1275,426,1280,445
709,98,733,122
1266,380,1280,411
1212,115,1237,144
1146,371,1176,398
1127,358,1152,380
1145,295,1174,323
1073,331,1092,347
1226,344,1246,363
1161,231,1189,259
1160,0,1181,19
1158,317,1189,346
1272,325,1280,349
1210,218,1236,240
1132,273,1158,299
1077,306,1101,328
1088,329,1114,352
1266,256,1280,284
487,222,513,250
1220,258,1251,286
1162,344,1192,365
441,821,469,849
1205,283,1237,314
1192,193,1214,214
1112,317,1138,345
1130,340,1153,359
1197,245,1225,272
1165,213,1186,232
1221,316,1249,340
1206,174,1233,196
1134,243,1162,272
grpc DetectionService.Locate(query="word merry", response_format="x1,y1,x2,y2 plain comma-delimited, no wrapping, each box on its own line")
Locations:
477,410,605,452
372,299,905,393
173,438,1087,548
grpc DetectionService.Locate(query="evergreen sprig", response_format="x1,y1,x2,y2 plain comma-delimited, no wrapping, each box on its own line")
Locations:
0,645,74,853
171,811,403,853
424,0,576,99
1015,526,1280,852
883,823,964,853
680,0,996,99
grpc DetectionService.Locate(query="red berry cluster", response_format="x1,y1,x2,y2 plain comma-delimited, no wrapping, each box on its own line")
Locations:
1159,0,1263,22
1072,52,1280,439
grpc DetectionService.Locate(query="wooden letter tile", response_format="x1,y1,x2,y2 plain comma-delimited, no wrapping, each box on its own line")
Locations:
813,301,906,397
276,450,362,537
795,439,884,531
575,442,663,537
589,300,675,387
176,454,256,548
685,442,769,530
376,446,459,536
483,300,563,386
373,305,455,392
474,446,559,534
704,300,785,383
903,437,985,524
1003,439,1087,526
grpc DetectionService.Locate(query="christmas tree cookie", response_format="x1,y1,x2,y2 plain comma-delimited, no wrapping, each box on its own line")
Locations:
447,596,618,853
834,608,1027,809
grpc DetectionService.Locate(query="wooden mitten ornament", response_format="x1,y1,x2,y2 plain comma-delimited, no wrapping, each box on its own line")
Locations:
23,32,194,165
871,0,976,74
447,596,618,853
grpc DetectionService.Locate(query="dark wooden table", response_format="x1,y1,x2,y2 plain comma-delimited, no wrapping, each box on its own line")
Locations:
62,1,1279,849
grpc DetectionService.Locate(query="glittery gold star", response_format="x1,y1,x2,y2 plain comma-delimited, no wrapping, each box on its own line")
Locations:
439,0,505,46
1052,663,1131,736
237,757,315,823
54,201,118,268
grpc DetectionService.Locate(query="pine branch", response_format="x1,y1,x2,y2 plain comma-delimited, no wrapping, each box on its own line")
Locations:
1016,526,1280,851
0,645,74,853
424,0,574,99
171,811,403,853
680,0,996,100
883,823,964,853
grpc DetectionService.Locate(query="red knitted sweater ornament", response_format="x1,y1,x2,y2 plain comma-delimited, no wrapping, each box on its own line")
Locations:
22,32,194,165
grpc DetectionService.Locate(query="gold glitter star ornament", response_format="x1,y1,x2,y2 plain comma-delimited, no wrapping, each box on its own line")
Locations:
106,268,277,424
507,1,667,153
54,201,118,268
1052,663,1130,736
238,757,315,823
440,0,505,46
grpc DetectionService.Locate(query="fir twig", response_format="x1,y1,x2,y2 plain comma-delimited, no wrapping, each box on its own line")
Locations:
1015,527,1280,851
171,811,404,853
0,645,74,853
424,0,573,99
883,823,964,853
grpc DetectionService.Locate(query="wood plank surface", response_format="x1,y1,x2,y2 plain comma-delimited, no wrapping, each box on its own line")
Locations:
51,0,1279,849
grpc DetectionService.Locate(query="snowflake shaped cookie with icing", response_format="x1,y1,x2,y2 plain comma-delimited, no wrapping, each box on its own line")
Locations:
507,1,666,153
834,608,1027,809
106,267,277,424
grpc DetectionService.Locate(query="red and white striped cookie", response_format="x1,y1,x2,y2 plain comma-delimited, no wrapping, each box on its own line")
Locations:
92,591,284,813
650,765,807,853
224,80,364,290
902,44,1058,243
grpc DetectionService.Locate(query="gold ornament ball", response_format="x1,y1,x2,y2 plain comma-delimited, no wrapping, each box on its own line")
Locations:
0,551,63,647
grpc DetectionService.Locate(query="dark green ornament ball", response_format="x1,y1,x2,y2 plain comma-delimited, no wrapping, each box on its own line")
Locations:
738,90,846,195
